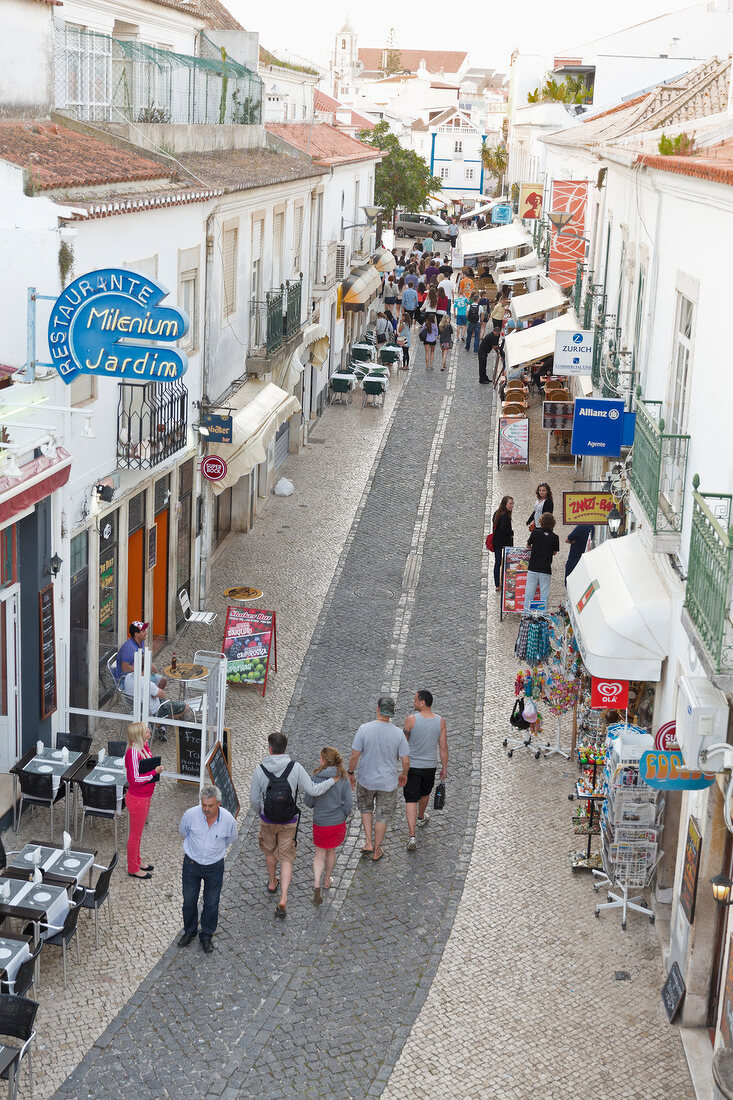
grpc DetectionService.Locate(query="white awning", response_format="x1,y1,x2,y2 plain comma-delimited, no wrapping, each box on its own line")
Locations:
212,381,300,494
458,197,507,221
504,309,579,369
492,265,546,285
566,532,672,681
283,323,330,391
511,283,568,322
460,222,533,259
373,248,396,273
495,249,539,274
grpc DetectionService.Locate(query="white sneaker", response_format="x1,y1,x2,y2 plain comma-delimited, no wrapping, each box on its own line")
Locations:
417,813,430,827
407,836,417,851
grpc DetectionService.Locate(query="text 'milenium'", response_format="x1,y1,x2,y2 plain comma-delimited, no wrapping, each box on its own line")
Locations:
48,269,190,385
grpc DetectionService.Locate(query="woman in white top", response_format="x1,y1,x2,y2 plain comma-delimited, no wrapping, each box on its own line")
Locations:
397,315,411,370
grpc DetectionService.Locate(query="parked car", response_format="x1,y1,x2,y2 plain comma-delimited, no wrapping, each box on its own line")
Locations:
394,211,451,241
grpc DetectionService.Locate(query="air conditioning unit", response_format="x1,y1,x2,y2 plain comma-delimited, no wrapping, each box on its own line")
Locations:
335,242,348,280
675,676,729,770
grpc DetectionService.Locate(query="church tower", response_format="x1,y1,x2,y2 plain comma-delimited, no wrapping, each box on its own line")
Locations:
333,18,358,96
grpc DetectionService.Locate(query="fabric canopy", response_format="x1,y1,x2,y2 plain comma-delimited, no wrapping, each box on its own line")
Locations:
493,265,546,285
566,532,672,681
283,323,330,392
460,223,533,259
458,197,507,221
342,265,382,311
511,283,568,322
495,249,539,274
373,248,396,273
0,447,71,526
212,382,300,494
504,309,579,369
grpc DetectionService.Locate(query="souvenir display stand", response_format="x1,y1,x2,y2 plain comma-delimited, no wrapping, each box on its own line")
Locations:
592,726,663,929
569,695,606,871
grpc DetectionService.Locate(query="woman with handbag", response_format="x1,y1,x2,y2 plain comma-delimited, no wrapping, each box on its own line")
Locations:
488,496,514,592
438,316,453,370
526,482,553,532
397,315,411,370
420,316,438,369
304,747,352,906
125,722,163,880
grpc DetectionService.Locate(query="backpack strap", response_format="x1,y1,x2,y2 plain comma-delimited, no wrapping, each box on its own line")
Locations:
281,761,295,781
260,764,273,780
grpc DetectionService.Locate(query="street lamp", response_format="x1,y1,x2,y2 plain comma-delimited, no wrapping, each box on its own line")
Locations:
607,505,623,538
341,205,382,235
50,553,63,577
711,873,733,906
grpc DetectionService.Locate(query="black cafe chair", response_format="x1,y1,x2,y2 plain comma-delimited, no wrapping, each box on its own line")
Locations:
0,994,38,1099
32,898,83,990
78,782,126,851
78,852,118,949
107,741,127,758
55,732,92,754
1,941,42,1000
16,772,66,838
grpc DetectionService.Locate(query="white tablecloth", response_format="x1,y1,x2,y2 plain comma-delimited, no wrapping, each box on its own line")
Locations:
0,939,30,989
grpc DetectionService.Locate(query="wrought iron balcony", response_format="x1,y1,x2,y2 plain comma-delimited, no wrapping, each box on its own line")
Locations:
629,394,689,543
683,477,733,680
117,379,188,470
248,278,303,366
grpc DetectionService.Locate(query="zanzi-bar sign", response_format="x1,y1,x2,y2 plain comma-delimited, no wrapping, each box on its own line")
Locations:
48,269,189,385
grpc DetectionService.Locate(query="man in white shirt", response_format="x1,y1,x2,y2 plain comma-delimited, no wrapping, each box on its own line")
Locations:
178,785,238,953
438,275,455,317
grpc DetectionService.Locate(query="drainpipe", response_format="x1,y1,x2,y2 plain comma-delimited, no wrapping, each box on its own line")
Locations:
198,211,216,603
430,133,436,176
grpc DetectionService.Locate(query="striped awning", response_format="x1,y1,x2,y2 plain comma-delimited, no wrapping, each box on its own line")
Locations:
373,248,396,273
342,265,382,311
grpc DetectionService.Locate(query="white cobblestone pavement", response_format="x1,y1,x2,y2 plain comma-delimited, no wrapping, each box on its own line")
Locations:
13,337,693,1099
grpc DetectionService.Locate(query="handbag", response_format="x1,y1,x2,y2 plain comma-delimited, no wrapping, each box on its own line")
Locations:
485,531,495,552
433,781,446,811
418,327,427,343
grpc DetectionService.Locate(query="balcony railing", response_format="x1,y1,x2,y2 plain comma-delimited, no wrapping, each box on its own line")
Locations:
249,278,303,358
54,23,262,126
630,394,689,537
117,379,188,470
684,478,733,676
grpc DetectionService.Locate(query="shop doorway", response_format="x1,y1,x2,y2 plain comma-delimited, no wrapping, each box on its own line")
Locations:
176,460,194,628
152,499,169,640
0,585,21,773
127,491,146,627
68,532,89,734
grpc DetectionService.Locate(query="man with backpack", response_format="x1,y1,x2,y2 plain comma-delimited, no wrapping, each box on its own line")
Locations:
465,294,481,352
250,732,336,918
348,697,410,862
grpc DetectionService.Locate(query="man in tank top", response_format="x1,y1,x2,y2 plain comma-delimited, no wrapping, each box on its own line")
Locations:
402,689,448,851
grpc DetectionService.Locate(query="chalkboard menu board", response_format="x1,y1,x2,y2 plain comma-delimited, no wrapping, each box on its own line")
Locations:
177,726,229,782
206,740,239,818
680,816,702,924
662,962,686,1023
38,585,57,720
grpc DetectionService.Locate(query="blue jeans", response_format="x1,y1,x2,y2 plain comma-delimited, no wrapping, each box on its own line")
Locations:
523,571,551,612
182,855,224,940
466,323,480,351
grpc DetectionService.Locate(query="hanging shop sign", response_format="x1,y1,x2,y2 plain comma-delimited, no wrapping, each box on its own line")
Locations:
497,417,530,469
518,183,543,220
201,414,233,445
48,269,189,385
491,204,513,225
679,815,702,924
571,398,625,457
542,401,574,431
554,329,593,375
201,456,228,482
590,676,628,709
640,750,715,791
500,547,531,618
39,585,57,720
654,721,679,751
548,179,588,288
563,491,614,525
222,607,278,696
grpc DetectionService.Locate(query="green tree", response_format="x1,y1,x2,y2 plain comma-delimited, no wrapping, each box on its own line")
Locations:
358,121,441,219
380,49,403,77
527,75,592,105
481,142,508,195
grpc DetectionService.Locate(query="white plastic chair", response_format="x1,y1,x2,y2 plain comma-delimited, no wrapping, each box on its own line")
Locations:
178,589,217,643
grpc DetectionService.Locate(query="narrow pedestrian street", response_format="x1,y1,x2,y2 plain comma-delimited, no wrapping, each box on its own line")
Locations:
48,339,694,1100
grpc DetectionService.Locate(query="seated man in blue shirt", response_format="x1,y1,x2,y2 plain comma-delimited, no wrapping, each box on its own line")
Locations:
178,784,238,953
116,621,167,713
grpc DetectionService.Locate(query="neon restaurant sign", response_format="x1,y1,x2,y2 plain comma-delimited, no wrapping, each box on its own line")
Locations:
48,269,189,384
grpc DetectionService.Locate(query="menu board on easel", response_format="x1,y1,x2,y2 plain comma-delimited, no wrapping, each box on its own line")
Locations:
39,585,57,719
206,740,240,817
500,547,531,619
222,607,277,696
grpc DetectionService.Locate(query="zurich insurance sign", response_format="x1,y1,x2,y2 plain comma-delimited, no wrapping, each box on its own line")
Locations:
48,269,189,384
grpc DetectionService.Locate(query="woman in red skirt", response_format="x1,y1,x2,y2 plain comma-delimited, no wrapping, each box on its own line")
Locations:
304,747,353,905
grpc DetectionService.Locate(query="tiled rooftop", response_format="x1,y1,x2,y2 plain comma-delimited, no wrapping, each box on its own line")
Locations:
266,123,382,165
358,48,467,74
174,146,328,188
638,137,733,187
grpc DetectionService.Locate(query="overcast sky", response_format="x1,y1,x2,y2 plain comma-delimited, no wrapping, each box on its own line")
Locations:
228,0,689,72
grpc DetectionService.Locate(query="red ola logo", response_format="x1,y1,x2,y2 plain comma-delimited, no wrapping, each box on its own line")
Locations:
590,676,629,709
201,456,227,482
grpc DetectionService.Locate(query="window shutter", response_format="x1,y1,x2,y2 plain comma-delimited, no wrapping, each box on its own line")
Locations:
293,206,303,268
222,225,238,317
335,243,348,280
252,218,263,262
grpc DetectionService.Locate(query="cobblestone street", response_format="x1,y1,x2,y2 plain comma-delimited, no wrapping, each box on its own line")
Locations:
48,339,694,1100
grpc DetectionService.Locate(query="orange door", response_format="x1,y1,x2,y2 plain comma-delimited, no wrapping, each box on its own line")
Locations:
152,509,168,640
127,527,145,627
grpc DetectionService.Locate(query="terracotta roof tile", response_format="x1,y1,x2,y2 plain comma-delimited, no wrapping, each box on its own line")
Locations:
314,89,341,113
174,146,327,187
638,138,733,186
138,0,243,28
351,111,375,131
266,123,382,165
0,122,169,190
358,48,467,74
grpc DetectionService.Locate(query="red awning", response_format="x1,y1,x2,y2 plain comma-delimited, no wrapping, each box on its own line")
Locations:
0,448,71,526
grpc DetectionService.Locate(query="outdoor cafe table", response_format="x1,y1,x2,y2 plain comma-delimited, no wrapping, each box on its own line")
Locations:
330,372,358,390
5,842,95,888
0,933,32,992
162,662,210,704
10,748,89,835
0,875,70,956
223,586,263,604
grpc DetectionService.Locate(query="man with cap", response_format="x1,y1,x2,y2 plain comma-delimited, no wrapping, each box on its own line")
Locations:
348,697,410,862
116,621,168,713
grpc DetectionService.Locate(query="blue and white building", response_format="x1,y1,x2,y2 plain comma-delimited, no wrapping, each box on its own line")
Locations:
410,107,487,200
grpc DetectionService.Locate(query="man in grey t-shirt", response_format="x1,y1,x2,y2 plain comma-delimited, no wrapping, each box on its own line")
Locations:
348,697,409,862
402,689,448,850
